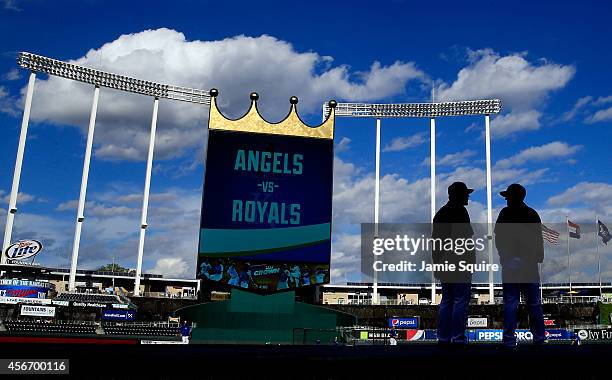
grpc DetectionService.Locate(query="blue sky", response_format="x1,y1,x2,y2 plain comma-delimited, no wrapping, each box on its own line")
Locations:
0,0,610,283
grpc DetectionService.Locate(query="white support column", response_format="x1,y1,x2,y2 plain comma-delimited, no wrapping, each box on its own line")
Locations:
134,97,159,296
373,118,381,305
2,72,36,262
485,114,494,304
430,117,436,304
68,85,100,291
567,216,572,303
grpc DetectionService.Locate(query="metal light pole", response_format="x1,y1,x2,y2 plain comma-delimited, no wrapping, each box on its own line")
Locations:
484,114,494,304
566,216,572,303
2,72,36,262
68,85,100,291
134,97,159,296
430,116,436,304
15,52,210,286
373,118,381,305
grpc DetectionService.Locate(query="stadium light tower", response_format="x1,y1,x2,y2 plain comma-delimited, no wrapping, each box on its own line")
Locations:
9,52,211,294
324,99,502,304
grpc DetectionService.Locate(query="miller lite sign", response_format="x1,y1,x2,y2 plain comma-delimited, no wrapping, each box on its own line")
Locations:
3,240,43,262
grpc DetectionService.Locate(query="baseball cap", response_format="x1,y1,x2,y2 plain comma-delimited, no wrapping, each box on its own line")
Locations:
500,183,526,199
448,181,474,195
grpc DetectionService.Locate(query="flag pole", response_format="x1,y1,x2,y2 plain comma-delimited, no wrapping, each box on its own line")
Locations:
595,216,602,298
539,263,543,300
566,216,572,303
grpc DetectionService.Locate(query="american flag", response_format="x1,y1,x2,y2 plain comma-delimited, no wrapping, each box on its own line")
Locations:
542,224,560,245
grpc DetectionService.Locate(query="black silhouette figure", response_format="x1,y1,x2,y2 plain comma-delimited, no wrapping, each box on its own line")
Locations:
494,183,545,347
432,181,475,345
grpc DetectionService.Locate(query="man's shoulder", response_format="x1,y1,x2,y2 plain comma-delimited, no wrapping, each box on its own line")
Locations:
433,205,450,222
525,205,541,219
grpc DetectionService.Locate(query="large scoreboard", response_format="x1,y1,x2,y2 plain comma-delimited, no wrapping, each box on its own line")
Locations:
197,92,335,293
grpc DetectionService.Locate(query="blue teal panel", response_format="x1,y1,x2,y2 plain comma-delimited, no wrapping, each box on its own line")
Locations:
200,223,330,255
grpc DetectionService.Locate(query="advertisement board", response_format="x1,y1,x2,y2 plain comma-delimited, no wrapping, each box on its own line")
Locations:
389,317,419,329
467,317,488,328
404,329,425,341
102,309,135,321
0,279,53,299
467,329,571,342
20,305,55,317
0,297,52,305
3,239,43,263
575,328,612,341
197,105,334,293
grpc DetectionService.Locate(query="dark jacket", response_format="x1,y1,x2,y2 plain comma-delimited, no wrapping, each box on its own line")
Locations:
494,203,544,264
432,201,475,282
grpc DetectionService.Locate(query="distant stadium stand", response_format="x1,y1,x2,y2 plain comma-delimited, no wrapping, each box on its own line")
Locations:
54,292,124,304
4,320,98,335
102,322,179,337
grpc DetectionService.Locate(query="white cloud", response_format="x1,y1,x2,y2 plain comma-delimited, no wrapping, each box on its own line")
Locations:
0,190,39,204
547,182,612,209
3,69,22,81
0,185,203,277
437,49,574,109
149,257,190,278
490,109,541,137
560,94,612,124
422,149,477,167
586,107,612,123
0,86,19,117
56,200,139,217
382,133,427,152
495,141,582,169
594,95,612,106
436,49,574,138
561,96,593,121
335,137,351,153
330,233,361,283
9,29,426,162
2,0,21,11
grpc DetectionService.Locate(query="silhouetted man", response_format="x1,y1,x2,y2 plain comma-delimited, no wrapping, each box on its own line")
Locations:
495,183,545,348
432,182,475,345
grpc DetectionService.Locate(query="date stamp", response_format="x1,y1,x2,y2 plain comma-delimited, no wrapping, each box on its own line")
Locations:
0,359,69,374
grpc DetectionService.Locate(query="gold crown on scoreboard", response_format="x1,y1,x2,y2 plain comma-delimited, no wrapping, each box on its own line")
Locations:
207,89,336,139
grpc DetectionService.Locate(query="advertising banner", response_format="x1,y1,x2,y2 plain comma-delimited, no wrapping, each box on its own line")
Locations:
0,279,53,299
197,96,334,293
404,329,425,341
467,317,488,328
102,309,135,321
0,297,52,305
424,329,438,340
20,305,55,317
389,317,419,329
3,239,43,263
575,328,612,341
467,329,571,342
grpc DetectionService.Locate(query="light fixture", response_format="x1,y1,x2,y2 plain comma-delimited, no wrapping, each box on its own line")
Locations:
18,52,210,105
323,99,502,119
